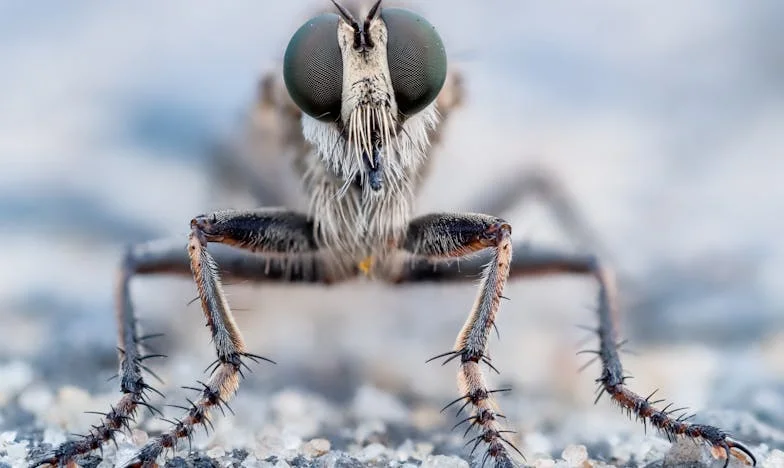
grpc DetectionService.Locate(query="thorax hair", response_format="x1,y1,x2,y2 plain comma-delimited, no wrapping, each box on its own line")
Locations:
300,103,440,265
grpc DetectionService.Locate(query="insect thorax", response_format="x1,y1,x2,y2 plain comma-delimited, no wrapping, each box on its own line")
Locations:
300,104,439,269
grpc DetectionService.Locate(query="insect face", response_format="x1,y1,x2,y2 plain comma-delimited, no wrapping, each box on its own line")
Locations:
283,1,447,192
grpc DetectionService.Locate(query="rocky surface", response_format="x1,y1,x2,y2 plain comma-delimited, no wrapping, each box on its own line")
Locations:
2,298,783,467
4,378,784,468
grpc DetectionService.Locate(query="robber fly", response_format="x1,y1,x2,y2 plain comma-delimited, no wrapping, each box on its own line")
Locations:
31,1,757,467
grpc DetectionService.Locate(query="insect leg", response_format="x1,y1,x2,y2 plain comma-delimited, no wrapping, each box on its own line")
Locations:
400,213,518,467
396,244,597,283
29,241,196,468
30,210,333,467
116,209,329,467
395,243,757,467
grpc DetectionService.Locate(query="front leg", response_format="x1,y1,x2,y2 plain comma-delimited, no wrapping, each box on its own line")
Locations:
123,209,323,467
399,223,757,467
403,213,518,467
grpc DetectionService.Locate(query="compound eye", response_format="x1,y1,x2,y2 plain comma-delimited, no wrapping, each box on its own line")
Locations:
283,13,343,121
381,8,447,116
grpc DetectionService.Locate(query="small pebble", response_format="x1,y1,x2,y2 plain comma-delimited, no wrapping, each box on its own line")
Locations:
414,442,434,460
561,444,588,467
130,429,148,446
763,449,784,468
359,442,388,462
354,419,386,443
396,439,415,460
281,431,303,451
5,445,28,462
255,434,286,460
663,438,713,467
302,438,330,458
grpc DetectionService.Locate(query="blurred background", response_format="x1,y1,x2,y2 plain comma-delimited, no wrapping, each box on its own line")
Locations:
1,1,783,466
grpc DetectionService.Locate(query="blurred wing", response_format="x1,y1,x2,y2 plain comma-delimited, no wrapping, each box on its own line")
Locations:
433,67,465,146
414,67,465,187
209,69,310,210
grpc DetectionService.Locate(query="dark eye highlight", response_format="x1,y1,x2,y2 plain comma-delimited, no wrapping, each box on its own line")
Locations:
283,13,343,121
381,8,447,116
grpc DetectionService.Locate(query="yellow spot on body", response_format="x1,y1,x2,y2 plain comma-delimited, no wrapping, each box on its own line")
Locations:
358,256,374,275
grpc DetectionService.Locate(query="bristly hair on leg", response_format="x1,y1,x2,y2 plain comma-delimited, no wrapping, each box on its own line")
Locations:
588,265,757,467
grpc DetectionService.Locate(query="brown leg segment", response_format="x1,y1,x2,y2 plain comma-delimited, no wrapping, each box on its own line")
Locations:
122,231,253,467
401,213,519,467
398,245,598,283
120,209,328,467
30,210,333,468
397,239,756,467
592,265,755,468
29,243,183,468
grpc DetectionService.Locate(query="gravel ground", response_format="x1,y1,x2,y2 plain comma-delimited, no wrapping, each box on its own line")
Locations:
2,318,784,468
1,1,784,467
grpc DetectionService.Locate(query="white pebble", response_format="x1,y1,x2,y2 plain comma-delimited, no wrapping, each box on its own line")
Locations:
281,430,303,451
254,434,286,460
302,438,331,458
0,432,27,462
359,442,388,462
5,441,28,461
130,429,148,446
414,442,434,459
763,449,784,468
561,444,588,467
663,437,713,466
396,439,415,460
354,419,386,443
